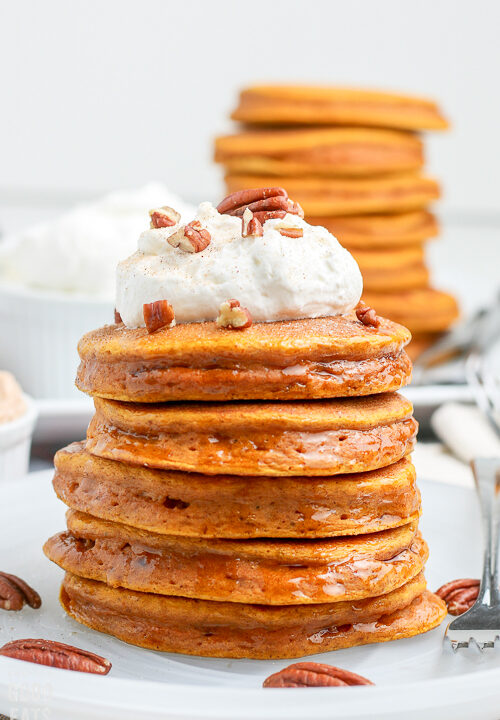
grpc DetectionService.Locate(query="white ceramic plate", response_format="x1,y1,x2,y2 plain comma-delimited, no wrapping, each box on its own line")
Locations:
32,387,474,446
33,398,94,444
1,471,499,719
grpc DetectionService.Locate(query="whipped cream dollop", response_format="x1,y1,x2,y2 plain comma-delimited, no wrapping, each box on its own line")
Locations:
0,184,195,299
116,202,363,327
0,372,27,425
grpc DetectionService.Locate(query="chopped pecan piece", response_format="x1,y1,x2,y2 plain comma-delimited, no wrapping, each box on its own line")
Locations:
0,639,111,674
0,572,41,612
277,226,303,238
263,662,373,688
168,221,211,253
356,301,380,328
114,309,123,324
251,210,287,223
435,578,480,615
143,300,175,333
149,206,181,228
217,187,304,223
216,299,253,330
241,208,263,238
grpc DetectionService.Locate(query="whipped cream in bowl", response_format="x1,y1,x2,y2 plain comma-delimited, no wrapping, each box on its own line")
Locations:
0,184,196,398
116,202,363,327
0,371,38,482
0,371,27,425
0,183,195,299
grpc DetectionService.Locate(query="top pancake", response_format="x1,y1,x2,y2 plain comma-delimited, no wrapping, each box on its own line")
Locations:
77,315,412,402
215,127,424,177
231,85,449,131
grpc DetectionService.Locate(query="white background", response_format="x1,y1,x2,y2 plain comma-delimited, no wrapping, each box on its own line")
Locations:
0,0,499,218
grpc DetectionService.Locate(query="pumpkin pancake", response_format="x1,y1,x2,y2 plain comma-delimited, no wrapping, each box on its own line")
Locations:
76,315,412,403
230,86,449,131
215,127,424,177
87,393,417,476
53,444,420,539
45,511,425,605
406,334,439,361
362,289,459,334
60,572,446,658
314,211,439,249
354,246,429,292
361,264,429,292
224,173,440,216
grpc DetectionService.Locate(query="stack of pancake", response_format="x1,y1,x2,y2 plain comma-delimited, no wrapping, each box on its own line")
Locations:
44,313,446,658
214,85,459,358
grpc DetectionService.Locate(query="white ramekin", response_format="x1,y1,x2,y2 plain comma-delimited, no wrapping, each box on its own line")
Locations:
0,394,38,482
0,282,112,399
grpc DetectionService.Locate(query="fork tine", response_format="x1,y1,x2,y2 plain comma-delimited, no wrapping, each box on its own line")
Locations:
447,637,469,651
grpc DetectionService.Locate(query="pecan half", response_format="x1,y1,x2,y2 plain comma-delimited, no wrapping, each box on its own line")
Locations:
168,221,211,253
143,300,175,333
216,299,253,330
356,301,380,328
435,578,480,615
242,208,264,238
217,187,288,214
0,639,111,675
0,572,41,612
251,210,287,223
263,662,374,688
277,226,303,238
230,196,294,217
217,187,304,223
114,308,123,324
149,206,181,228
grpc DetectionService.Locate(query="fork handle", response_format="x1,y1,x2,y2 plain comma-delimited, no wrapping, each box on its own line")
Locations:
471,458,500,606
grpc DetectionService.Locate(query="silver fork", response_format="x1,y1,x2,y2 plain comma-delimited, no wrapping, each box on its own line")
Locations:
445,351,500,650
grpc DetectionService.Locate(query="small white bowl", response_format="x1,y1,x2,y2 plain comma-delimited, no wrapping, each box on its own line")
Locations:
0,282,112,399
0,394,38,482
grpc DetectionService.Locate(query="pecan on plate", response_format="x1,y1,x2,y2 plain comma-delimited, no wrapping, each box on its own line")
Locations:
217,187,304,223
149,206,181,229
241,208,263,238
0,638,111,674
356,301,380,328
216,299,253,330
435,578,480,615
143,300,176,333
0,572,41,612
263,662,374,688
167,221,211,253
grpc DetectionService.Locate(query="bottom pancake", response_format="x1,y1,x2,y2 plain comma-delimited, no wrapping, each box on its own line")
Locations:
60,572,446,659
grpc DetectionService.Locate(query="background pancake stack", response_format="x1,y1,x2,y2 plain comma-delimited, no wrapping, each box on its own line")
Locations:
214,85,460,358
44,313,446,658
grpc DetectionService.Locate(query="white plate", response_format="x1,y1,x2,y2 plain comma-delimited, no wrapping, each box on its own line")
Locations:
32,387,474,446
33,398,94,444
1,471,499,719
